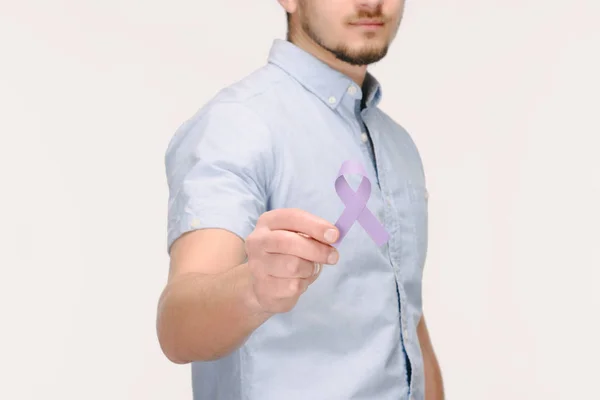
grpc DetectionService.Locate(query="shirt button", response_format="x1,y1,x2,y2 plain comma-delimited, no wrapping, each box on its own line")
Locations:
347,85,357,95
328,96,337,104
360,132,368,143
404,328,409,340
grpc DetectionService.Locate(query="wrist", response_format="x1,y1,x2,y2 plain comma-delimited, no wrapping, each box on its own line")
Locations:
241,263,273,318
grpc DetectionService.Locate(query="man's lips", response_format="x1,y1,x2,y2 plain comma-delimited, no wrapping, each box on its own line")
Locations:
350,19,385,26
349,19,385,29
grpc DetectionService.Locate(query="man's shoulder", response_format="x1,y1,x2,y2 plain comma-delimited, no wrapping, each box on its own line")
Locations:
181,63,292,132
210,64,290,110
167,64,288,148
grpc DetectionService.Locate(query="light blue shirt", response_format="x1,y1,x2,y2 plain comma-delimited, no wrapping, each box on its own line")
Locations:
165,39,428,400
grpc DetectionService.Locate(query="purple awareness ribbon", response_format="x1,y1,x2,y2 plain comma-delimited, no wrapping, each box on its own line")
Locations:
331,160,390,248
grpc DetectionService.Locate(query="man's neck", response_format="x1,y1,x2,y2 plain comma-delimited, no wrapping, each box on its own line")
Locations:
288,32,368,87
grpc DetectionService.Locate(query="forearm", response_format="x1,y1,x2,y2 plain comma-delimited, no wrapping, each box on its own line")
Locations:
418,316,445,400
156,262,271,363
423,344,444,400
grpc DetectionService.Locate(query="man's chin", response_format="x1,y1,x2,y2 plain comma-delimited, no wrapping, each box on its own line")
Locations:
335,49,388,66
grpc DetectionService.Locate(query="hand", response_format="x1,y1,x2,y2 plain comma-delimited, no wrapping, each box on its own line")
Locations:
245,208,340,314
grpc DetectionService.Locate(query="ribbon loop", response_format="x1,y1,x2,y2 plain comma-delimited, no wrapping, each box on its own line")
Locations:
332,160,390,247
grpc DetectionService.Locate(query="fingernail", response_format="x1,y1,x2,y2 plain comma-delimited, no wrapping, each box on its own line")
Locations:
324,228,338,243
327,250,339,265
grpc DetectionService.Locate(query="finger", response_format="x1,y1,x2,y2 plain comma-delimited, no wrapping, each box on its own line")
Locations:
263,229,339,265
261,208,339,245
260,275,312,299
263,253,317,278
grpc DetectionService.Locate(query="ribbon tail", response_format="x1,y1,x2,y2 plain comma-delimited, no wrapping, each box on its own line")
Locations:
357,209,390,246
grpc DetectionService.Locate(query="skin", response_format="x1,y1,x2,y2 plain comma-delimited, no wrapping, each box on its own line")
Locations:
157,1,443,398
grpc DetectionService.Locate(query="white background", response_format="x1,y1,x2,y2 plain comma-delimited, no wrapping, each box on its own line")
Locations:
1,1,599,399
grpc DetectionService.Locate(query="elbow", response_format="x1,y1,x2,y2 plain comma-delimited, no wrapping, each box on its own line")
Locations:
157,326,225,364
157,321,231,363
165,352,191,365
161,345,191,365
156,290,224,364
156,289,192,365
156,314,191,364
155,284,235,363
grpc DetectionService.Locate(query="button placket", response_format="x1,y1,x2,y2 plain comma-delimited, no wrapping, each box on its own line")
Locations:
368,126,414,385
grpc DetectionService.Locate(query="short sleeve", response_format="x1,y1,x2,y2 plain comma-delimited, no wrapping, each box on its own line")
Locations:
164,101,274,254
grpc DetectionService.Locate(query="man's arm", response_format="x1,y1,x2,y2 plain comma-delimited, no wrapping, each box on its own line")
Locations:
156,211,338,364
417,315,445,400
156,228,271,364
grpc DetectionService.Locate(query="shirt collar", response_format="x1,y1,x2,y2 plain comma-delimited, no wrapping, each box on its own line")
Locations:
267,39,382,110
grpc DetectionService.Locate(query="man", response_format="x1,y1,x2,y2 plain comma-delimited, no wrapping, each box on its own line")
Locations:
157,0,444,399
